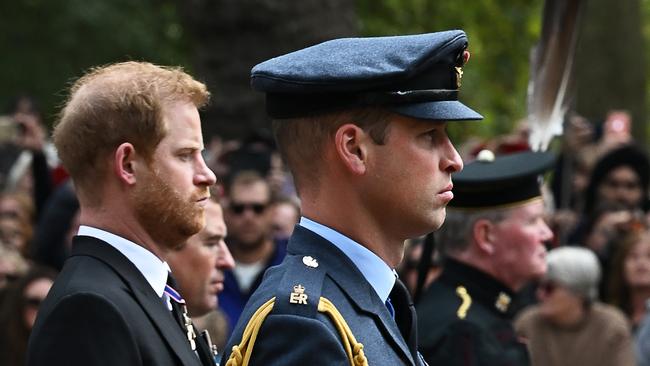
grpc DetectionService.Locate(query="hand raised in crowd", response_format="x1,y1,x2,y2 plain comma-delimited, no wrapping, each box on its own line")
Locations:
13,112,46,152
587,209,642,254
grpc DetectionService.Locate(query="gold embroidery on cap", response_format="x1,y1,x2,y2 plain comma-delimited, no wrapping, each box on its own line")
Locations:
455,66,464,88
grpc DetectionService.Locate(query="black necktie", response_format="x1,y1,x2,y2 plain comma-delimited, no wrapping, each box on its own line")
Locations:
389,279,419,360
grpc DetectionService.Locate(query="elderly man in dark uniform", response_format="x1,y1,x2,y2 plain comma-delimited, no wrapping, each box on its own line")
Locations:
417,150,555,366
221,30,482,365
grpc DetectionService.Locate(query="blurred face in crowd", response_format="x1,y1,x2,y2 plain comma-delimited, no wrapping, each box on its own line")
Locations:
0,217,28,252
0,196,24,221
225,180,272,249
490,200,553,290
168,200,234,317
23,277,54,329
133,101,217,250
270,201,299,240
536,280,582,322
0,248,27,288
624,239,650,289
362,116,463,240
598,166,643,210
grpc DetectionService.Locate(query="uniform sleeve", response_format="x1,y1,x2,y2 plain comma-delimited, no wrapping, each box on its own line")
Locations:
238,313,349,366
27,293,141,366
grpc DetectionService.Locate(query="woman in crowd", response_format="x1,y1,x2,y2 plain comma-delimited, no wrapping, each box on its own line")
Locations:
0,266,56,366
515,246,635,366
607,229,650,330
572,144,650,249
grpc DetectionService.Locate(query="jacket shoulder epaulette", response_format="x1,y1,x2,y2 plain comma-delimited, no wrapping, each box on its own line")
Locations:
270,254,326,319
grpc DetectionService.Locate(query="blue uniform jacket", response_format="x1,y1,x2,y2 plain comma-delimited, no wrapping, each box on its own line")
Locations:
221,225,423,365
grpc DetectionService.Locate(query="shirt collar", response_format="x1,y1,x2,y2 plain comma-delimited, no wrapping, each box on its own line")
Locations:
77,225,170,298
299,217,396,302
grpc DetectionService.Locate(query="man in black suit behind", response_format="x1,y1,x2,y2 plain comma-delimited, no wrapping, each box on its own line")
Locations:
27,62,218,365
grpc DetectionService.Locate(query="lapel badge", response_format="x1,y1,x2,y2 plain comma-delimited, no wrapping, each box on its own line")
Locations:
495,292,511,313
289,284,308,305
302,256,319,268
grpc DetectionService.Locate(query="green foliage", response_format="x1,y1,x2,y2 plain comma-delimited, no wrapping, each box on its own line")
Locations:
357,0,543,142
0,0,187,126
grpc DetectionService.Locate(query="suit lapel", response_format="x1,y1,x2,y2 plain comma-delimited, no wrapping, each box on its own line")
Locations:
71,236,201,366
288,227,416,365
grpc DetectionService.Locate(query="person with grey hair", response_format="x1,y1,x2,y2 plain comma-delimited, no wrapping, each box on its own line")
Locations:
515,246,635,366
417,151,555,365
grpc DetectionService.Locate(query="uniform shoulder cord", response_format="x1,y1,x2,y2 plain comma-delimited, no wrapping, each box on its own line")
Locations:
225,296,368,366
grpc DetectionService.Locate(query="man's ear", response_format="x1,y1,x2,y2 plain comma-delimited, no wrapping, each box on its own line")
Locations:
473,219,496,255
113,143,140,185
333,123,368,175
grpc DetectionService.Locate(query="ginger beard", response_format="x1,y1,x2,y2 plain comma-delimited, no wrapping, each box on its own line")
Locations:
133,167,208,250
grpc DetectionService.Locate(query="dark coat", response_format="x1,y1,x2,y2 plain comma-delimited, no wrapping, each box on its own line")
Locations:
27,235,213,366
416,259,529,366
221,225,424,365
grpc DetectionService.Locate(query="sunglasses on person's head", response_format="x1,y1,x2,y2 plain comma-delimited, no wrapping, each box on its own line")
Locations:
230,203,268,215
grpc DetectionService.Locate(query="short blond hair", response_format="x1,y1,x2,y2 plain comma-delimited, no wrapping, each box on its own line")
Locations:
54,62,209,205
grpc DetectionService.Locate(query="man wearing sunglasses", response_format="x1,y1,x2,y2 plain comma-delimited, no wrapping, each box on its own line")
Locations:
221,30,481,365
417,150,555,366
220,171,287,337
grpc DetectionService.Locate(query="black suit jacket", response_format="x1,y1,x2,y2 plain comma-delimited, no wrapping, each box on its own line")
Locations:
221,225,424,365
27,235,212,366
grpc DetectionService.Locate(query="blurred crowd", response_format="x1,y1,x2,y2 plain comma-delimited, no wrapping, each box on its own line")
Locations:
3,92,650,365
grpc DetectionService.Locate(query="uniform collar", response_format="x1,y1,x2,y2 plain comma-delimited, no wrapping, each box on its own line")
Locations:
439,258,515,317
299,217,396,302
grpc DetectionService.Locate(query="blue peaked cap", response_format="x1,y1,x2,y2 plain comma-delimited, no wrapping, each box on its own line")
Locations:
251,30,483,121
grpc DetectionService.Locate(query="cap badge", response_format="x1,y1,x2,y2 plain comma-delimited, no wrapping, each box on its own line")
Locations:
289,284,308,305
495,292,511,313
476,149,496,163
455,66,464,89
302,256,319,268
454,50,470,89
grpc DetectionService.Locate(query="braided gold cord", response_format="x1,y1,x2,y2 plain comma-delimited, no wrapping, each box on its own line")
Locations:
225,296,368,366
318,297,368,366
225,297,276,366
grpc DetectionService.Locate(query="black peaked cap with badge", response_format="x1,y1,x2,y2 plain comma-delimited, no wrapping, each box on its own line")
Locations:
449,150,556,210
251,30,483,121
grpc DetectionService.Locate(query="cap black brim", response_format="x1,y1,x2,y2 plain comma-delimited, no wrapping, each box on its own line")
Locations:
389,100,483,121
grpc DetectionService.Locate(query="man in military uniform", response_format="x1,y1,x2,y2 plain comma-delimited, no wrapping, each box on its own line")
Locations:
417,150,555,365
221,30,482,365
